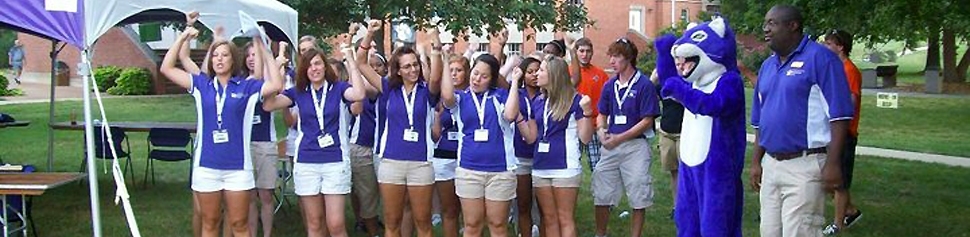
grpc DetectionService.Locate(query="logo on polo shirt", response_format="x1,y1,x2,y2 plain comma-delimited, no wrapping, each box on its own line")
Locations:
231,92,245,98
786,69,805,76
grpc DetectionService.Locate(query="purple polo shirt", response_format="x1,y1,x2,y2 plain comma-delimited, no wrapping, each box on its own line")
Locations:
532,94,585,171
376,79,439,161
597,70,661,134
752,36,854,153
283,81,352,163
450,88,517,172
189,73,264,170
513,89,538,158
350,98,377,147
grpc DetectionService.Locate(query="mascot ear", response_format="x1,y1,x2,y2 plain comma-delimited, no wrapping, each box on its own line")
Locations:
685,22,699,32
710,17,726,38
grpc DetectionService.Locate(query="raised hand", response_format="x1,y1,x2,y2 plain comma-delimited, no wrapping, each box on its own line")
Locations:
276,41,289,67
367,20,382,34
186,11,200,26
508,67,524,85
565,35,576,50
183,26,200,39
579,95,592,116
653,34,679,84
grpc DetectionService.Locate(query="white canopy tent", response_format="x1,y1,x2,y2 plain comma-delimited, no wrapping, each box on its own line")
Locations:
0,1,298,236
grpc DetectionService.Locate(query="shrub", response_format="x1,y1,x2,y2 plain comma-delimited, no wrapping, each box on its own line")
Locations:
0,74,22,96
107,67,152,95
93,66,123,92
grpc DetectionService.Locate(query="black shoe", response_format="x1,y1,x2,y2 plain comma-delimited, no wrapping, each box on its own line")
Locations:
355,221,367,232
843,209,863,228
14,77,21,84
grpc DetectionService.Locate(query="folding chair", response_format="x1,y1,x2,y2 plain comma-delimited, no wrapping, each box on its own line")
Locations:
80,126,135,184
143,128,193,186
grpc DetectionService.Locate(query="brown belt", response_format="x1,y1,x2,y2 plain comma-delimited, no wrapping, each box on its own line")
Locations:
769,147,827,161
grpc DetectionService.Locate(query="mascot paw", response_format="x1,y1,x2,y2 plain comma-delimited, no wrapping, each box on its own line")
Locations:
660,76,683,99
654,34,679,83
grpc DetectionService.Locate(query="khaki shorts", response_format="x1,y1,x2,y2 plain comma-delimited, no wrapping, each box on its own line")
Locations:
293,162,351,196
251,141,279,189
591,138,654,209
532,174,581,188
378,158,434,186
455,167,517,201
514,157,533,175
658,130,680,172
349,144,381,218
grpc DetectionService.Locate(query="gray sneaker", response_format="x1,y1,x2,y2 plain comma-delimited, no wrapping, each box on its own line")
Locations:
843,210,863,228
822,223,840,236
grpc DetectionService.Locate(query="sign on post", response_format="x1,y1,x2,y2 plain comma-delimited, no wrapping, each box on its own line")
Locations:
876,92,898,109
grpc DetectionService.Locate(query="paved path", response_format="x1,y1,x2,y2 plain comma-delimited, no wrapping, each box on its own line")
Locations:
746,134,970,168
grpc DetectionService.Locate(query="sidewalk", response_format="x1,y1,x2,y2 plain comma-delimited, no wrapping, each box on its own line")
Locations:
1,72,85,105
745,134,970,168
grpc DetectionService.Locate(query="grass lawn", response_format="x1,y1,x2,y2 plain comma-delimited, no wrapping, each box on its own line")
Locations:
851,42,969,86
743,89,970,158
1,96,970,236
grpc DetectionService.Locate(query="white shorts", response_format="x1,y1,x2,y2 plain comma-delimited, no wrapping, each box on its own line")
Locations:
192,166,255,192
431,157,458,181
293,162,352,196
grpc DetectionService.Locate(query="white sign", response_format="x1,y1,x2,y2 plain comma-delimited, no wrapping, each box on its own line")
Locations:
45,0,78,13
876,92,898,109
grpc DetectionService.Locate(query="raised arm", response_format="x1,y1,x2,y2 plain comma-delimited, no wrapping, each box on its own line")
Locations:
179,11,202,74
159,27,199,90
356,20,385,94
440,49,456,108
503,68,523,122
201,26,226,75
431,107,444,142
427,28,444,96
258,36,284,98
566,36,581,87
342,45,367,102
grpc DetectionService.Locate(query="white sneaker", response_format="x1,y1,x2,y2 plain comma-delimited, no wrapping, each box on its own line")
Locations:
431,214,442,226
531,224,540,237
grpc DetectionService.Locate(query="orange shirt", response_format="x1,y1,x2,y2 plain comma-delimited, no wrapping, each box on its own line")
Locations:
576,65,609,124
844,59,862,137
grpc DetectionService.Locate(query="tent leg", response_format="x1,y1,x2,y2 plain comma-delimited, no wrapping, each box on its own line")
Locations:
47,41,57,171
81,49,103,237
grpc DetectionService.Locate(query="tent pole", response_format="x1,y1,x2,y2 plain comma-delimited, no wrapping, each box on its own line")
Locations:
81,49,103,237
46,41,56,171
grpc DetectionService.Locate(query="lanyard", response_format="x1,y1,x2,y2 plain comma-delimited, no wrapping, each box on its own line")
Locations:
612,71,641,115
401,85,418,129
213,80,228,129
470,90,490,129
310,82,331,133
542,99,551,141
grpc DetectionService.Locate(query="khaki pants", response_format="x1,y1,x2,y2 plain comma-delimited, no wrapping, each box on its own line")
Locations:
350,144,381,219
759,153,826,237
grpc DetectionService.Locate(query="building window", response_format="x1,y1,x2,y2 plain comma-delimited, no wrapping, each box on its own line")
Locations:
505,43,522,56
566,0,583,5
629,6,644,34
478,43,490,52
535,43,547,53
681,9,689,23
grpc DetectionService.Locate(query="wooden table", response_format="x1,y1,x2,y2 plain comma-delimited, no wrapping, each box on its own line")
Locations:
50,121,196,132
0,172,86,237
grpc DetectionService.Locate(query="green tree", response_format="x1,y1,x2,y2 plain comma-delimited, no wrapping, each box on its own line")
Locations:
282,0,591,49
721,0,970,82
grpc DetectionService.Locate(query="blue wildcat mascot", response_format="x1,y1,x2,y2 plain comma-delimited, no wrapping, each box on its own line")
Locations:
655,16,746,237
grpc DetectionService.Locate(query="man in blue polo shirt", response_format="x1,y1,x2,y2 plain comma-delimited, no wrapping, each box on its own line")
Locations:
750,5,854,237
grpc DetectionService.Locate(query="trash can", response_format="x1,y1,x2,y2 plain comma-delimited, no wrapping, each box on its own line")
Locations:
55,61,70,86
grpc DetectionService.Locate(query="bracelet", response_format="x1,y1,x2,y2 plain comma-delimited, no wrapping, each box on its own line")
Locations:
359,44,372,51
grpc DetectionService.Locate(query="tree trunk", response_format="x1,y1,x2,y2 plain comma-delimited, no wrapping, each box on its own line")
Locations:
925,29,941,72
957,41,970,83
941,28,961,82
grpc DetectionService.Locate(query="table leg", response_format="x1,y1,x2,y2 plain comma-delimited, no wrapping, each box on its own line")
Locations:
2,195,7,237
19,195,25,237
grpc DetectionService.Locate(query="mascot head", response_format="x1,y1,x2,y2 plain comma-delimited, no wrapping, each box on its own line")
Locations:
672,16,737,86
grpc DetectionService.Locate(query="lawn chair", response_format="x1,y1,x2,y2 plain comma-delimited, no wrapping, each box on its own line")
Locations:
143,128,193,186
80,126,135,184
1,164,37,236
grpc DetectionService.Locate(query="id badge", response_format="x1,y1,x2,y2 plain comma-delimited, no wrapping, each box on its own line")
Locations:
537,142,551,153
474,129,489,142
403,129,420,142
614,115,628,125
252,115,262,124
212,129,230,144
447,131,461,141
317,134,335,148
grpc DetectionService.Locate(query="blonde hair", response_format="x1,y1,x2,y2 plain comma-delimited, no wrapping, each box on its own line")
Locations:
541,56,576,121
